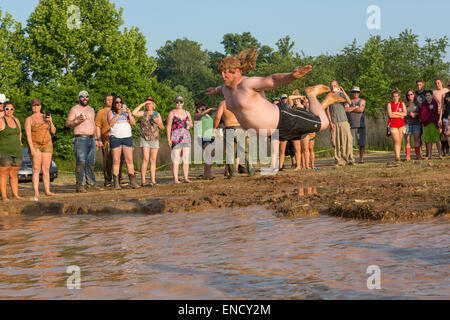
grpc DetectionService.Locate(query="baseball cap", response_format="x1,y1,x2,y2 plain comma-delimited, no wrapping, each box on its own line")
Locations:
281,94,288,99
351,86,361,93
0,94,7,103
272,97,281,102
174,96,184,102
78,90,89,97
145,97,155,102
31,99,41,106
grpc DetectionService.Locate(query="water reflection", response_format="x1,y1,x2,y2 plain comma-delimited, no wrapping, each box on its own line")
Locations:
0,208,448,299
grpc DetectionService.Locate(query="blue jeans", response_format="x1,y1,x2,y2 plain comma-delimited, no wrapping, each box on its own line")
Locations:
73,136,96,189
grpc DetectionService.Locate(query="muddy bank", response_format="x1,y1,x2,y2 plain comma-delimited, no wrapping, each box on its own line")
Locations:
1,156,449,221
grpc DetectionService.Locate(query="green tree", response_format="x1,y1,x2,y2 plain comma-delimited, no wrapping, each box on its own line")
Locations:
334,39,361,90
221,32,261,55
0,9,28,118
419,36,450,86
155,38,216,101
276,35,295,57
357,35,392,116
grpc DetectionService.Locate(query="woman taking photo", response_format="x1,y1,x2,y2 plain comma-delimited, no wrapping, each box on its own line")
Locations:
167,96,193,184
404,90,422,160
132,97,164,187
0,101,23,201
289,91,309,169
108,96,140,189
194,101,216,180
25,99,56,199
387,89,407,161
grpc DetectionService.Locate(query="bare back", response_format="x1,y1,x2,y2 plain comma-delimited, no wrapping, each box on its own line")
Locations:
222,77,280,131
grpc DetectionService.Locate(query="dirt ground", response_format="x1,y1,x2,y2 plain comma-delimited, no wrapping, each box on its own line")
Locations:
1,152,449,222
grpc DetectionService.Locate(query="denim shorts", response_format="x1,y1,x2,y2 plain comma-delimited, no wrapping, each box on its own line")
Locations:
198,138,215,147
405,123,422,135
110,136,133,150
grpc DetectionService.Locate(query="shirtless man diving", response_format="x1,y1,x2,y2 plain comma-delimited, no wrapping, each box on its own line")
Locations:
205,48,345,142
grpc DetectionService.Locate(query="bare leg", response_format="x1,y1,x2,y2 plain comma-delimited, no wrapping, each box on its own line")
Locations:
141,147,150,185
122,146,135,175
293,140,301,170
0,167,10,201
436,142,442,158
150,148,158,184
112,147,123,176
182,147,191,183
309,140,315,168
10,167,23,200
279,141,287,169
41,152,55,196
172,148,181,183
305,85,331,131
301,135,311,169
31,151,43,199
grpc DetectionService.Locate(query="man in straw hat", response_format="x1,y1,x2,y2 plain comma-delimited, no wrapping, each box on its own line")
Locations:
205,48,345,168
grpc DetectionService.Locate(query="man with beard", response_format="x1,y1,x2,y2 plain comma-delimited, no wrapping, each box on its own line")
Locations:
66,91,101,193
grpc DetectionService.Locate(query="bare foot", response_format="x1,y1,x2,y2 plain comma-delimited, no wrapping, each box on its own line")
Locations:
2,198,10,202
294,167,302,171
321,93,346,109
174,180,181,184
14,196,24,201
45,192,56,197
305,85,330,97
293,65,312,79
184,179,192,184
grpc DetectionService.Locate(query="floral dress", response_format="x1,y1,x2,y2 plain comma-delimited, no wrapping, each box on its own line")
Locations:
171,112,191,146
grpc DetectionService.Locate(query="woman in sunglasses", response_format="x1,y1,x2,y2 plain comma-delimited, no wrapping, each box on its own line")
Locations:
0,101,24,201
166,96,193,184
108,96,140,189
25,99,56,200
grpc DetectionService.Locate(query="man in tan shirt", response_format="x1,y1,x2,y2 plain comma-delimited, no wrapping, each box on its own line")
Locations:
214,100,254,177
66,90,100,193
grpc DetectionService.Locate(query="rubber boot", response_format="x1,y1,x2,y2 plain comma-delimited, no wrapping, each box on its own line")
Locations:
415,147,421,160
113,175,121,190
406,147,411,161
227,164,238,179
129,174,140,189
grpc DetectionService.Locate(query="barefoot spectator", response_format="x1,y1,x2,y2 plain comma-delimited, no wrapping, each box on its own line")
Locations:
0,102,23,201
387,89,407,161
326,81,354,166
132,97,164,187
433,78,449,127
167,96,193,184
194,101,216,180
24,99,56,199
346,86,366,164
404,90,423,160
420,91,442,159
95,94,124,187
66,91,100,193
108,96,140,189
287,92,305,170
303,99,316,169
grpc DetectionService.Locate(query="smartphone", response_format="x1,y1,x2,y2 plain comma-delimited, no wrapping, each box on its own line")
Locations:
122,104,127,111
153,111,158,118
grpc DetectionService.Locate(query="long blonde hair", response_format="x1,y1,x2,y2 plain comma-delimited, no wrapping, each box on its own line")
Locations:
216,47,258,73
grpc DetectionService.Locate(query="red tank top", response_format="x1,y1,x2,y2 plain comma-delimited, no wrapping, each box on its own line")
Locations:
389,101,405,128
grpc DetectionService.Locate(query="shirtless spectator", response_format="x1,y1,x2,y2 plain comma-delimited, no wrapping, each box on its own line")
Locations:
433,78,449,127
213,100,254,178
206,48,345,171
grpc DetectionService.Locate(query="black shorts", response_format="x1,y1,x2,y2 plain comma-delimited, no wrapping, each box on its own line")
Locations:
277,104,321,141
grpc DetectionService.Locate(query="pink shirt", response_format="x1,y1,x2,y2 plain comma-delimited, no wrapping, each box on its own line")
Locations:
67,104,96,136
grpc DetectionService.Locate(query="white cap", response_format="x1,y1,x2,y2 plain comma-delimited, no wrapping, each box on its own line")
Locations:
0,94,7,103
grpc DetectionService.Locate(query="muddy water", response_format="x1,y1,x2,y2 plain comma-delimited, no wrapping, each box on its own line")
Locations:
0,207,448,300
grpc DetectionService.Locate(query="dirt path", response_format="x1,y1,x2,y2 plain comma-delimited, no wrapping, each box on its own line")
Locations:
1,152,449,222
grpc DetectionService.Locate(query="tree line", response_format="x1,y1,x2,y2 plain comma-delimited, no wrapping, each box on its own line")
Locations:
0,0,449,159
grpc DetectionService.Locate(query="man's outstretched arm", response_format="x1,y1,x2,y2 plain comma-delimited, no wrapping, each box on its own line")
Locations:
247,66,312,92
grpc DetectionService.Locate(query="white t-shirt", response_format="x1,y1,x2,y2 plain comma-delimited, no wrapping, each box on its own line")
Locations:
110,111,132,139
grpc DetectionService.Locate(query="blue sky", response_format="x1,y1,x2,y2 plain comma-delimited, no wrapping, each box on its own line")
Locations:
1,0,449,60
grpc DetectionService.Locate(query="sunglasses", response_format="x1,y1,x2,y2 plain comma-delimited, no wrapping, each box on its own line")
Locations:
5,107,14,111
80,95,89,99
407,93,415,96
175,101,184,104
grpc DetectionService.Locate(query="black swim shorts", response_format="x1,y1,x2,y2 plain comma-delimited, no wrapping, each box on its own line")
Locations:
277,104,322,141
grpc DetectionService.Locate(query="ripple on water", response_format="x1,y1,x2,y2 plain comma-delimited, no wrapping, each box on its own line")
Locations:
0,208,448,299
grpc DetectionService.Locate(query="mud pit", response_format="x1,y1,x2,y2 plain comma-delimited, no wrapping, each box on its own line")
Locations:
1,155,449,222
